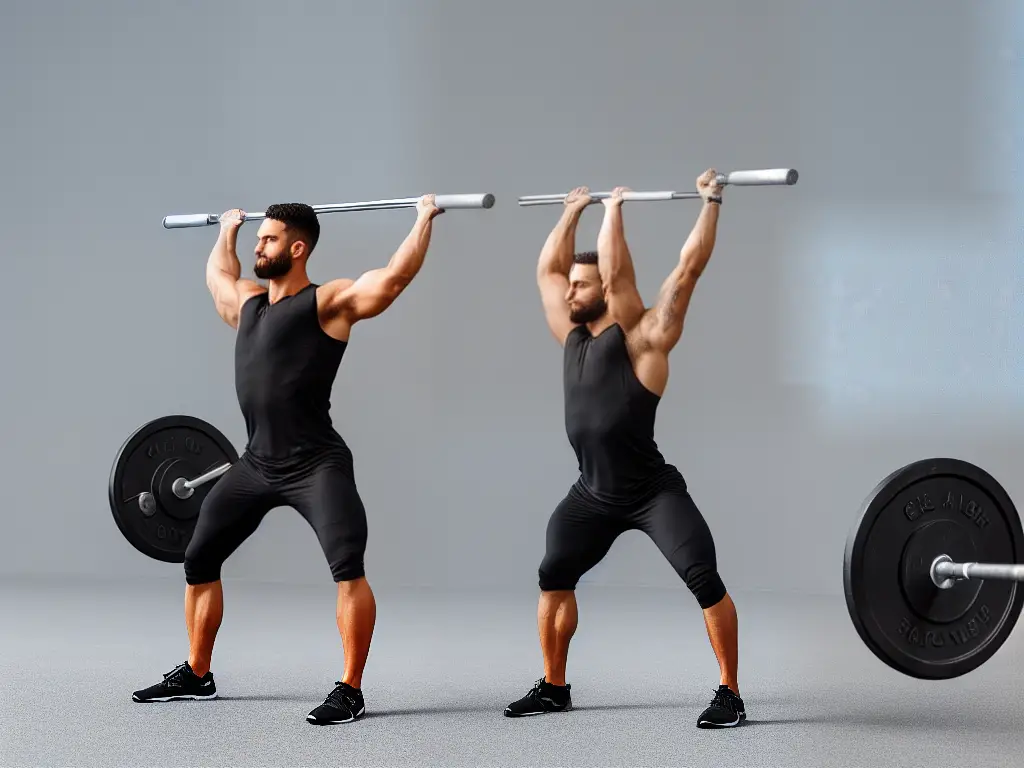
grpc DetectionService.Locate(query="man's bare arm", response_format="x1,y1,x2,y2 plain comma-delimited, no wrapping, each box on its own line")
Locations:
537,187,592,345
324,195,442,324
205,208,264,329
643,170,724,352
597,187,646,330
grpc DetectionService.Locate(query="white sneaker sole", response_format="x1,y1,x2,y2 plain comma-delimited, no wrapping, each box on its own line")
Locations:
504,704,573,717
133,692,218,703
307,706,365,725
697,713,745,729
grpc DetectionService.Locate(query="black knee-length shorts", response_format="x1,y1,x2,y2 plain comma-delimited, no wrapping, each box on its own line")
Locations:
538,475,727,609
183,451,367,585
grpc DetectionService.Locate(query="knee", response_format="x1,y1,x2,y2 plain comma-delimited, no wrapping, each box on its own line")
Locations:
183,540,223,586
329,554,365,583
538,556,581,592
682,564,727,609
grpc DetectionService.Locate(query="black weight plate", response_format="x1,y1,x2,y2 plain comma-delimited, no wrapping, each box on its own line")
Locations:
108,415,238,563
844,458,1024,679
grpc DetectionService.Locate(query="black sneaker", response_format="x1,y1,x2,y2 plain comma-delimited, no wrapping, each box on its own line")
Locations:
697,685,746,728
306,682,365,725
504,678,572,717
132,662,217,703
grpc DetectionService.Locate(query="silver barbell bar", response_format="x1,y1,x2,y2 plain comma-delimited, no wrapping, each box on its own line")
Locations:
137,462,233,514
170,463,233,500
930,554,1024,589
163,193,496,229
517,168,799,207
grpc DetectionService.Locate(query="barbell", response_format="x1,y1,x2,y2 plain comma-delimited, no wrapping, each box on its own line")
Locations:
108,415,237,562
517,167,799,206
162,193,496,229
843,457,1024,680
158,167,797,229
108,416,1023,681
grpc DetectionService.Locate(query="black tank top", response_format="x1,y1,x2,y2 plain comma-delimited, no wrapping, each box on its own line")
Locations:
563,323,681,503
234,283,350,467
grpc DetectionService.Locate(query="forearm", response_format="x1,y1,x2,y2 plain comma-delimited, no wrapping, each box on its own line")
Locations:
206,231,241,280
678,201,720,278
386,214,433,283
597,206,637,287
538,208,582,277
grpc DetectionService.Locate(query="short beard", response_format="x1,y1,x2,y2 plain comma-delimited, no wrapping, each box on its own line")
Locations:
568,299,607,325
253,254,292,279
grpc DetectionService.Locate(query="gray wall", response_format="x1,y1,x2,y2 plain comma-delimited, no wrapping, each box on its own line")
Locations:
1,0,1019,595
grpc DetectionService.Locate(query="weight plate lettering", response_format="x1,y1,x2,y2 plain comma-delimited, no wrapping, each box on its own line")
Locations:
108,415,238,563
843,458,1024,679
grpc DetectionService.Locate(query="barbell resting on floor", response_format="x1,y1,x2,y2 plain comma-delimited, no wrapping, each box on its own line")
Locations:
517,168,799,207
162,193,496,229
109,416,1024,682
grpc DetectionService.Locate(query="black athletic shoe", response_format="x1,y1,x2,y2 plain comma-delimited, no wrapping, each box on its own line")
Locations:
504,678,573,717
696,685,746,728
306,681,365,725
132,661,217,703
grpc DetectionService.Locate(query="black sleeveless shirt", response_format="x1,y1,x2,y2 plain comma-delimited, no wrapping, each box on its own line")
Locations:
563,323,682,503
234,283,350,468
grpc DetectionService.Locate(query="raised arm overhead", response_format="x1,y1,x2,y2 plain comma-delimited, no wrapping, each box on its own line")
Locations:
318,194,444,338
596,186,646,331
536,187,593,346
205,209,266,329
640,169,724,354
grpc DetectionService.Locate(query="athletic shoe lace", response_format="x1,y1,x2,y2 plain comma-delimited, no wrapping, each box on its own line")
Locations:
527,679,546,700
709,688,736,712
324,682,358,712
161,662,190,687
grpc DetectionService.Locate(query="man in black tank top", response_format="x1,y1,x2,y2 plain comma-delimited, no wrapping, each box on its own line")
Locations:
132,197,445,726
504,172,746,729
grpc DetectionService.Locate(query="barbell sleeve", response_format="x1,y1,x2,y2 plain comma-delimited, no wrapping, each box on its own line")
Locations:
931,554,1024,587
517,167,799,207
171,462,233,499
720,168,799,186
162,193,496,229
163,213,219,229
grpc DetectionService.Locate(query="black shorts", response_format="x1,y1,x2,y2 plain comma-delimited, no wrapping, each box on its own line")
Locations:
183,451,367,585
538,476,727,609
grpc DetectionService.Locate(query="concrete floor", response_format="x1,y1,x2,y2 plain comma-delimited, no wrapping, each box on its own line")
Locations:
2,576,1022,767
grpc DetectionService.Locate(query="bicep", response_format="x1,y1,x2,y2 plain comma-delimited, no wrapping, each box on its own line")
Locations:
331,269,407,322
643,266,698,351
537,273,576,345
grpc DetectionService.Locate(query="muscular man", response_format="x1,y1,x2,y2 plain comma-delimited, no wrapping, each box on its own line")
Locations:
131,196,443,725
504,171,744,729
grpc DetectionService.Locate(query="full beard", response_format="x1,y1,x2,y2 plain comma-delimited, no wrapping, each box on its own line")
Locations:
253,254,292,280
568,299,607,325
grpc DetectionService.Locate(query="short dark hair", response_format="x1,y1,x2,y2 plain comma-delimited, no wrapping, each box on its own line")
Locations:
573,251,598,265
265,203,320,255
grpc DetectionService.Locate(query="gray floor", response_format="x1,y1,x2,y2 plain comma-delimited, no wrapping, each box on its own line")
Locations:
2,576,1022,767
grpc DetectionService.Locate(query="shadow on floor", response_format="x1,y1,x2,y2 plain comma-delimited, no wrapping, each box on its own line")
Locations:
212,698,1019,731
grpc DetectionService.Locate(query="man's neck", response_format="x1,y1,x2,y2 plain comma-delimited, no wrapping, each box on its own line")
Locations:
585,315,617,337
266,272,311,304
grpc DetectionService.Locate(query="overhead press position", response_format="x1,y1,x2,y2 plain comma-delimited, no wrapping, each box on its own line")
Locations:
505,171,744,728
132,196,444,725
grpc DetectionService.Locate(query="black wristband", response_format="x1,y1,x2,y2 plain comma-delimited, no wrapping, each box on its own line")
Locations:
706,196,722,205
